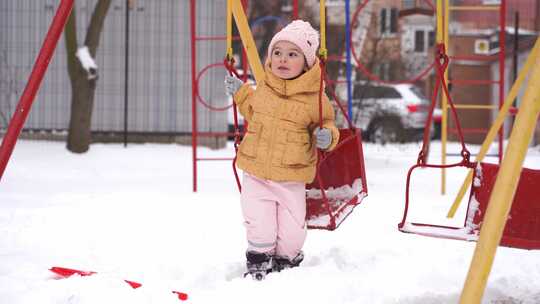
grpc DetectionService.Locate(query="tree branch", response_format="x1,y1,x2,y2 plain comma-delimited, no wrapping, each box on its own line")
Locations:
84,0,112,56
64,9,79,80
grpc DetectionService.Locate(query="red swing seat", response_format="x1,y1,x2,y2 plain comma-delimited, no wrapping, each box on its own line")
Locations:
470,163,540,249
399,162,540,250
304,58,368,231
306,128,368,230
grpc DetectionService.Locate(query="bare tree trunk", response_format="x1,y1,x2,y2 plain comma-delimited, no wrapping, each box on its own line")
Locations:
65,0,111,153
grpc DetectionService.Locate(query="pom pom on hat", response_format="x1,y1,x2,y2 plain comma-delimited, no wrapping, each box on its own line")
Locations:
267,20,320,68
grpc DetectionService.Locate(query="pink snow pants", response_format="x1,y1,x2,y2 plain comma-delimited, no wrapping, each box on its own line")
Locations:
240,172,307,259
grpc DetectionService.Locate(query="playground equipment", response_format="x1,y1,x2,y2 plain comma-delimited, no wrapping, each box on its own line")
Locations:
459,36,540,304
398,42,540,250
394,1,539,302
399,0,540,250
397,32,540,304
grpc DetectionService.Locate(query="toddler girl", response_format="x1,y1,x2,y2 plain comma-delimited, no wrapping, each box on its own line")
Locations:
225,20,339,280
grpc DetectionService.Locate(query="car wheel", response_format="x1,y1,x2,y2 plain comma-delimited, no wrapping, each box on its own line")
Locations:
369,118,403,145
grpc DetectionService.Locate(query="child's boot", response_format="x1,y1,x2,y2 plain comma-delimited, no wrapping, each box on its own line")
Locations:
272,251,304,272
245,251,272,280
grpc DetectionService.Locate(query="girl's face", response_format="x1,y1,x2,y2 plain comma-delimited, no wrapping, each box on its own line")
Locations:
270,41,307,80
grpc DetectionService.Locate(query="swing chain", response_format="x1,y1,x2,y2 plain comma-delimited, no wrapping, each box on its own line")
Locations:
223,56,236,74
417,150,427,165
435,43,449,71
223,57,242,147
461,149,472,167
434,43,473,166
223,55,243,192
317,57,326,129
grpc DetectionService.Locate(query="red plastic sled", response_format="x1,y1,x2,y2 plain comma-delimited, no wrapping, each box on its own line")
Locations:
399,162,540,250
306,128,368,230
49,266,188,301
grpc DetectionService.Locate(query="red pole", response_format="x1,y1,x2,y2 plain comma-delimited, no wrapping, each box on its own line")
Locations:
498,0,506,164
293,0,299,19
190,0,198,192
0,0,75,181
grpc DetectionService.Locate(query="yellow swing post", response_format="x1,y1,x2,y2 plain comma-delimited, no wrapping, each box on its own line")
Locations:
226,0,233,60
319,0,327,60
459,44,540,304
230,0,264,84
436,0,450,195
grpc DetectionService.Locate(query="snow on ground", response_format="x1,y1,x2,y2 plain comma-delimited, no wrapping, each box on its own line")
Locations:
1,139,539,304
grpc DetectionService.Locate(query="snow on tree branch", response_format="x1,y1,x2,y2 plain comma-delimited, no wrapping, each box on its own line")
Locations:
76,46,98,80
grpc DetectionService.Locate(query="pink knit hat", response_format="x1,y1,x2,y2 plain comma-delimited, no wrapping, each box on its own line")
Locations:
267,20,320,68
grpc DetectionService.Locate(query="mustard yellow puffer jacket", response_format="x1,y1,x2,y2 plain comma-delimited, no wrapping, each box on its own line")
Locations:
233,59,339,183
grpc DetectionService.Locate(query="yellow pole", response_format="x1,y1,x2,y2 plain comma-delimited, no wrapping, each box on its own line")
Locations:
435,0,448,195
441,0,450,195
226,0,233,59
459,50,540,304
231,0,264,83
436,0,443,43
319,0,327,59
447,37,540,217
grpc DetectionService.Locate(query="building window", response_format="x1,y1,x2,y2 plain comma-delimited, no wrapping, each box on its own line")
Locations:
412,30,435,53
414,30,425,52
428,31,436,47
390,8,398,33
380,9,387,34
380,8,398,35
375,62,391,80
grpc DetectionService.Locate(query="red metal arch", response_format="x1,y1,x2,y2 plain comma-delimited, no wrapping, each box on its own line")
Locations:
195,62,234,112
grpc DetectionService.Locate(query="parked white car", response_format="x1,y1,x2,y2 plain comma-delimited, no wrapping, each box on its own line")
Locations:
336,82,434,144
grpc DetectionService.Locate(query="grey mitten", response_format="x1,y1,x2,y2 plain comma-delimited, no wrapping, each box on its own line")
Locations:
224,74,244,96
314,127,332,150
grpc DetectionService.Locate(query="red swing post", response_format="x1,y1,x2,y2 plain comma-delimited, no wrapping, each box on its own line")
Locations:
0,0,75,181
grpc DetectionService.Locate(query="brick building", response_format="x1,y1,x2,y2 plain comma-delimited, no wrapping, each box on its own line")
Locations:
447,0,540,144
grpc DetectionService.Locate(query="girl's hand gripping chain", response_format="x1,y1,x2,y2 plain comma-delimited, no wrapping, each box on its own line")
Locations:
314,127,332,150
224,75,244,96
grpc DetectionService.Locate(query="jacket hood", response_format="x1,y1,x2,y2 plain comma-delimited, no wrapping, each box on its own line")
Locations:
263,58,323,97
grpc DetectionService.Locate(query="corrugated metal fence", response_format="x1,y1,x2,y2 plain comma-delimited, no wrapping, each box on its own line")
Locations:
0,0,228,144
